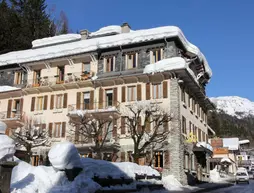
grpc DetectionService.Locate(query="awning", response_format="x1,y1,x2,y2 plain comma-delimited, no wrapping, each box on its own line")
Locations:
193,142,213,155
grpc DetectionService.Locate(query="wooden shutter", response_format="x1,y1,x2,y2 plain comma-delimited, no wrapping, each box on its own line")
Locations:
48,123,53,137
163,81,168,98
99,87,104,109
121,152,126,162
89,90,94,110
50,95,54,110
43,96,48,110
137,84,142,101
122,86,126,102
121,117,126,134
146,83,150,100
113,87,118,106
7,100,12,118
63,93,68,108
137,117,142,134
20,98,24,115
31,97,35,112
41,123,46,133
145,117,151,133
62,122,66,138
163,116,169,132
76,92,81,109
112,119,117,138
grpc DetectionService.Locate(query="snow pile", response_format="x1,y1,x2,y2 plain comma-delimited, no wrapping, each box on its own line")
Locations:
0,134,16,161
0,86,20,93
143,57,187,74
162,175,183,191
210,96,254,118
32,34,81,48
89,25,122,37
0,25,212,79
69,107,118,117
48,141,82,170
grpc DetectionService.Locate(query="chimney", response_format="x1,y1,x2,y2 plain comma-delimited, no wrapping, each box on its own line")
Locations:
80,29,90,40
121,22,131,33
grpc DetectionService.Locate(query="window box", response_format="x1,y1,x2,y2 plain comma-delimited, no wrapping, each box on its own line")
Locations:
67,73,72,76
54,75,59,78
43,76,48,79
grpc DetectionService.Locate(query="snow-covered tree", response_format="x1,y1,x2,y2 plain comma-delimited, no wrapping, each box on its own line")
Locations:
122,101,172,163
68,112,118,159
11,115,50,163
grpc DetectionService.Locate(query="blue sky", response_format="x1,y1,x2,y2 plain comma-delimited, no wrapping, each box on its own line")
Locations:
46,0,254,100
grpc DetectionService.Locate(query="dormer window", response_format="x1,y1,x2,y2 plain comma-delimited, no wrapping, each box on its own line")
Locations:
82,62,91,74
126,53,137,69
104,56,115,72
14,71,26,85
151,49,163,63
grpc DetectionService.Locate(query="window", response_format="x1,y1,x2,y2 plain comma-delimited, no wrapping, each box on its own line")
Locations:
184,154,189,169
181,88,185,103
182,116,186,134
126,53,137,69
188,95,191,108
192,98,195,112
104,57,115,72
193,126,197,137
57,66,65,83
151,49,162,63
82,92,90,110
54,123,62,138
189,121,192,134
191,154,196,170
55,95,63,109
154,151,163,168
33,70,41,86
82,62,91,73
14,71,26,85
36,97,44,111
127,86,137,101
152,84,162,99
197,104,200,116
106,89,113,107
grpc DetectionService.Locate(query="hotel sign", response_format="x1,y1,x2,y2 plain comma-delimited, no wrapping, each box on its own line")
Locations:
213,147,229,154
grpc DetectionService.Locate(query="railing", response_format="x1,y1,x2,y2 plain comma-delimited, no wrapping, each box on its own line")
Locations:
23,71,94,88
68,101,121,113
0,111,22,120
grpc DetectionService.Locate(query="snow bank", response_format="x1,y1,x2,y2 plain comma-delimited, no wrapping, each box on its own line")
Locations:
143,57,187,74
0,135,16,160
48,141,82,170
0,25,212,79
0,121,7,134
0,86,20,93
89,25,122,37
32,34,81,48
162,175,183,191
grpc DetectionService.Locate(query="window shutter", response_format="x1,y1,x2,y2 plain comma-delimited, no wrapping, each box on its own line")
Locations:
122,86,126,102
76,92,81,109
43,96,48,110
63,93,68,108
121,152,125,162
62,122,66,138
121,117,126,134
137,117,142,134
137,84,142,101
163,118,169,132
89,90,94,110
145,117,151,133
50,95,54,110
112,119,117,139
163,81,168,98
164,150,170,169
146,83,150,100
31,97,35,112
113,87,118,106
20,98,24,115
99,88,104,109
7,100,12,118
48,123,53,137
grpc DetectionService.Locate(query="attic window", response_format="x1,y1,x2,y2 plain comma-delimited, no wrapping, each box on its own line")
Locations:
126,53,137,69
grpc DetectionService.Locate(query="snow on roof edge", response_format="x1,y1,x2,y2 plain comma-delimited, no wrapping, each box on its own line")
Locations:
0,86,20,93
0,25,212,79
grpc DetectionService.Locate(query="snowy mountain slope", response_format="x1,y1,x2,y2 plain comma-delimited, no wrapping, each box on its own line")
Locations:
210,96,254,118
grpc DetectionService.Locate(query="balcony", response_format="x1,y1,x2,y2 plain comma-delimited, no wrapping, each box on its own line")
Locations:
67,101,121,119
0,111,24,128
23,72,94,93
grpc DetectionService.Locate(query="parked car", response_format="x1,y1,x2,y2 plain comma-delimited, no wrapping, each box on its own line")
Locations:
248,171,253,179
235,171,249,184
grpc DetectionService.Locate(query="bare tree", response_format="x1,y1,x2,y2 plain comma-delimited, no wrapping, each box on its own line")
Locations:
11,115,50,163
122,102,172,163
68,112,118,159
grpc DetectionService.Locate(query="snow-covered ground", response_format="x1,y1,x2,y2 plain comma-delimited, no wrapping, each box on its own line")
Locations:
210,96,254,118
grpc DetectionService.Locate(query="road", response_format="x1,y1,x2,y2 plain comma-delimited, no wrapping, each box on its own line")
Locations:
204,180,254,193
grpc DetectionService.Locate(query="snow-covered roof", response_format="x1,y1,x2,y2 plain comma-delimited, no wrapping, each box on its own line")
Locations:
0,86,20,93
221,157,232,163
239,139,250,145
223,138,239,151
32,34,81,48
0,25,212,79
89,25,122,37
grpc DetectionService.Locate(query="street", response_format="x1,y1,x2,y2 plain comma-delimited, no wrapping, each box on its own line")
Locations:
205,180,254,193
